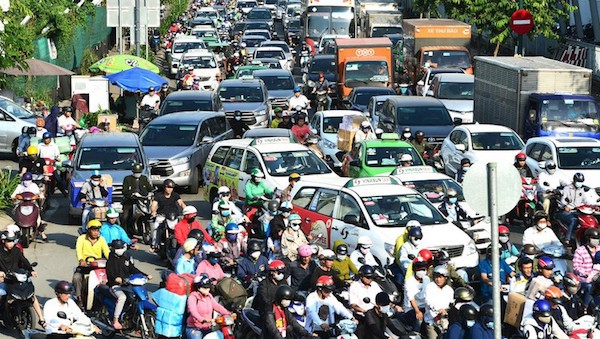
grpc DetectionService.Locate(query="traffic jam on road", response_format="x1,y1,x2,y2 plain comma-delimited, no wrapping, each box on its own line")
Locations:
2,0,600,338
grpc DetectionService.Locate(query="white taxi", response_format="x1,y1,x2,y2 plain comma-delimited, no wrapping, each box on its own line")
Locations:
390,165,491,251
290,176,480,268
204,137,339,202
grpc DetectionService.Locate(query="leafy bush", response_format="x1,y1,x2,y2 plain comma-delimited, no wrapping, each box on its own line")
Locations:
0,169,22,211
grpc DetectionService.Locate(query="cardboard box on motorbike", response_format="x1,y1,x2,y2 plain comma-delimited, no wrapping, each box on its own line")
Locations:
69,174,114,209
97,114,118,132
337,115,368,152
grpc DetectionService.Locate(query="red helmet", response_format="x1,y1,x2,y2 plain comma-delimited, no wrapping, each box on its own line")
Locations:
269,260,286,271
316,275,335,288
516,152,527,161
498,225,510,235
418,249,433,264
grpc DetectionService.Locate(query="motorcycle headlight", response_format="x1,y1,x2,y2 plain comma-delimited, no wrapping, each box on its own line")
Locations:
20,206,34,216
322,138,336,149
465,240,477,256
14,273,28,283
526,191,535,200
255,110,266,116
170,156,190,166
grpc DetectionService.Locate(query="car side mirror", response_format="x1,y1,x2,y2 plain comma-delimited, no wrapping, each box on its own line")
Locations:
455,144,466,152
349,159,360,167
62,160,72,168
528,109,537,121
417,80,424,86
200,136,214,144
364,111,370,117
538,161,546,169
343,214,360,226
453,117,463,126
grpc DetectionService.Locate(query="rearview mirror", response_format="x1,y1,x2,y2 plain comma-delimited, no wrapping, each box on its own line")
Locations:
453,117,463,126
310,128,317,135
349,159,360,167
455,144,466,152
200,136,214,144
343,214,360,226
62,160,72,168
538,161,546,169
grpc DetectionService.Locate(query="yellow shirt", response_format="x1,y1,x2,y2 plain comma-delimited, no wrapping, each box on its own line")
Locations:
270,118,283,128
75,234,110,262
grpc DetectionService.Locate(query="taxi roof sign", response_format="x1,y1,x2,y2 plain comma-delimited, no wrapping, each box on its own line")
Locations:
252,137,292,146
344,176,400,188
381,133,400,140
391,165,437,175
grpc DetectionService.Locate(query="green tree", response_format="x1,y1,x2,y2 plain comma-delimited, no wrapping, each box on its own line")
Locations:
413,0,443,18
444,0,575,55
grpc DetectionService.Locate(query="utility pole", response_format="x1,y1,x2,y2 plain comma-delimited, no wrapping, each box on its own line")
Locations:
135,0,141,57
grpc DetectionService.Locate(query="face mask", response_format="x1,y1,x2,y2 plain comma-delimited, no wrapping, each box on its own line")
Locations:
575,182,584,188
499,235,510,243
486,321,494,329
536,223,547,230
280,299,291,307
416,270,427,279
403,133,411,139
537,315,551,324
133,173,142,178
360,247,370,255
400,88,407,94
380,306,392,315
548,169,556,175
462,167,469,172
253,177,262,183
250,251,261,260
115,248,126,256
466,320,476,328
449,197,458,204
591,239,600,247
274,273,285,281
208,257,219,265
337,254,347,261
526,254,536,260
22,180,32,188
92,180,100,186
220,210,231,217
226,234,238,242
235,116,241,121
290,224,300,231
282,212,290,218
410,237,420,245
187,216,196,223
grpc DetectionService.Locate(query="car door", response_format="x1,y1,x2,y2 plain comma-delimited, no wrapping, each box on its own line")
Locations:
240,149,261,199
331,191,364,251
0,111,11,149
443,130,465,175
348,143,363,178
220,147,246,199
292,186,338,250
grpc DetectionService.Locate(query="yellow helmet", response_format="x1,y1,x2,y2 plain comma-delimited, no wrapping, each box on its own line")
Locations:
87,219,102,229
26,145,38,156
289,173,300,180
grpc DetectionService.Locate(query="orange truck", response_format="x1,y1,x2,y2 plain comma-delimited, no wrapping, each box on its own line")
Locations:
335,37,393,100
402,19,473,74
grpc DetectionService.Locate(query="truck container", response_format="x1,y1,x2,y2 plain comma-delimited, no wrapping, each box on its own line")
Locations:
362,10,403,38
474,56,600,140
402,19,472,73
335,37,393,100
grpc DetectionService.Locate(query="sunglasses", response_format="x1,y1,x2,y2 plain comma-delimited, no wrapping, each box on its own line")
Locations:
165,185,174,188
290,222,301,227
220,192,231,196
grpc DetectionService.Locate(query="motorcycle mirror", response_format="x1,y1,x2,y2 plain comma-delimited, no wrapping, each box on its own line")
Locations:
31,262,38,267
544,182,549,186
363,297,370,304
57,311,67,319
565,198,571,203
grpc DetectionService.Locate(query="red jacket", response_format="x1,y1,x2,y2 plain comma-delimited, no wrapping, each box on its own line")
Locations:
174,220,215,246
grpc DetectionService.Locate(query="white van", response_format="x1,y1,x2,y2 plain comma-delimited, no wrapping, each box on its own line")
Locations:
180,49,220,91
168,36,207,75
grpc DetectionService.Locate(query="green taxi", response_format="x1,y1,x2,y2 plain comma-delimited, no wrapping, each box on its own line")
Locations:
233,64,267,79
348,133,424,178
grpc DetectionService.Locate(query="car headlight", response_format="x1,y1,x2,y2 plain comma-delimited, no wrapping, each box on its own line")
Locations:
170,156,190,166
322,138,336,149
465,240,477,255
255,110,266,116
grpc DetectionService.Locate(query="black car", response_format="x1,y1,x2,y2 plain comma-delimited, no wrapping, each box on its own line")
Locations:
247,8,274,30
189,16,214,28
159,91,223,116
344,87,396,112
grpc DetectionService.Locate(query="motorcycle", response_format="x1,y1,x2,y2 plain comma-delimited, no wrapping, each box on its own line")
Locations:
315,89,328,112
555,204,600,248
139,104,159,133
81,198,109,232
91,274,157,339
131,191,155,245
1,264,39,334
306,136,325,160
507,177,539,227
299,49,309,73
203,314,237,339
80,257,108,312
14,192,41,248
151,30,161,53
155,212,179,260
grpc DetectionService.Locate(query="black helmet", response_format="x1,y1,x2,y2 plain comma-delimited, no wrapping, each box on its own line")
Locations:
408,226,423,240
247,239,262,253
586,228,600,240
459,304,478,321
275,285,294,304
574,172,585,183
460,158,471,166
54,280,74,294
522,244,537,256
26,127,36,135
454,287,474,302
188,229,205,243
358,264,375,278
479,304,494,318
267,200,280,214
132,163,143,173
234,110,242,117
111,239,126,249
375,292,390,306
415,130,424,138
336,244,348,255
163,179,175,188
533,211,548,224
402,127,411,134
21,126,28,134
435,250,450,265
63,106,73,113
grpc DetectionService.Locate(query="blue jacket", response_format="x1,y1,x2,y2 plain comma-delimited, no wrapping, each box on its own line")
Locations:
100,223,132,245
236,254,268,281
175,255,197,275
469,321,493,339
446,321,470,339
17,135,30,154
45,107,59,137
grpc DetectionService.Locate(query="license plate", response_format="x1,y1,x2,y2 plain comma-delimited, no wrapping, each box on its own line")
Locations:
151,175,161,180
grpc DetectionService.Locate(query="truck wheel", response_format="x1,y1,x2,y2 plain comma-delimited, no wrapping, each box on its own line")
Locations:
188,167,199,194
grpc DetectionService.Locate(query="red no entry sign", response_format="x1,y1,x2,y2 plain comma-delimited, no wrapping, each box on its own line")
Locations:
510,9,534,35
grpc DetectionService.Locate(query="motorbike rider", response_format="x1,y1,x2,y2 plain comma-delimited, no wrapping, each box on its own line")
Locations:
310,249,345,290
12,172,42,200
400,127,413,142
100,208,135,247
186,274,231,339
270,108,284,128
139,86,161,112
253,260,287,317
57,106,81,136
448,287,478,326
306,275,356,338
175,238,201,274
447,304,478,339
468,303,493,338
455,158,471,184
561,273,585,320
291,112,316,144
72,220,110,306
280,213,309,263
78,170,109,233
354,121,376,143
521,299,569,339
270,201,292,232
106,239,151,330
19,145,47,178
349,265,383,318
236,238,269,286
216,223,246,269
398,226,424,285
572,228,600,312
437,188,469,222
410,130,432,155
210,201,235,242
398,83,414,96
399,154,414,167
278,110,293,129
350,236,379,270
332,241,357,282
523,211,563,250
36,132,68,197
122,163,153,235
182,66,195,89
427,250,469,289
559,173,598,243
196,249,226,283
290,244,316,293
525,256,558,292
171,229,206,270
17,126,35,157
174,205,214,246
230,110,250,138
537,160,568,216
44,106,58,137
280,173,300,202
245,168,273,210
288,87,311,111
499,225,520,264
0,231,45,328
545,286,589,334
151,179,186,249
34,117,48,139
514,152,534,178
159,83,170,103
403,258,430,332
424,265,454,339
263,285,317,339
479,245,515,303
43,281,100,337
212,186,243,219
312,73,332,110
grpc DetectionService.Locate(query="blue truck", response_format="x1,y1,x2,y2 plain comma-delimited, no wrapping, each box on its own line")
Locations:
473,56,600,140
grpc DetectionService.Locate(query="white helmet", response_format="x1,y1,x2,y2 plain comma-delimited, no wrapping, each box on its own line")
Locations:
183,238,199,252
357,236,372,247
5,224,19,234
361,121,370,128
406,220,421,228
218,186,230,194
400,154,413,162
182,206,198,215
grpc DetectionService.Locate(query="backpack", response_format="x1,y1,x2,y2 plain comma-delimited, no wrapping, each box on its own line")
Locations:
216,277,248,311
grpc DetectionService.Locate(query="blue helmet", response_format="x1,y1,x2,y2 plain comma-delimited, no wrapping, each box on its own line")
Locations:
288,213,301,222
294,86,301,92
225,223,240,234
22,172,32,181
42,132,52,139
537,256,555,270
91,170,101,178
532,300,552,317
408,226,423,239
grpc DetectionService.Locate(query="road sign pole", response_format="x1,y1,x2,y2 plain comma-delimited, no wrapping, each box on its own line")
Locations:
118,0,123,54
135,0,141,57
488,162,501,339
518,0,524,55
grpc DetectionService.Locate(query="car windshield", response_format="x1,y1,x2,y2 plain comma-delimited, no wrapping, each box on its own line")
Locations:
307,7,353,38
236,68,262,78
255,75,294,90
345,61,389,87
219,86,264,102
540,99,600,126
199,11,217,18
0,99,35,119
246,31,270,39
78,147,142,171
262,150,332,176
310,58,336,74
161,99,213,114
354,91,391,106
181,55,217,69
402,179,464,204
193,30,218,39
437,81,474,100
256,60,282,69
422,50,471,69
238,1,256,7
470,132,523,150
371,26,403,37
322,117,342,133
288,19,301,29
363,193,447,226
365,146,423,167
396,106,453,126
248,10,271,19
243,37,267,47
557,147,600,169
140,124,198,147
172,41,206,53
255,50,284,59
263,43,290,53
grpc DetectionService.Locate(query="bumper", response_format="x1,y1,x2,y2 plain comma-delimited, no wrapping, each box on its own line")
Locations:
150,161,192,186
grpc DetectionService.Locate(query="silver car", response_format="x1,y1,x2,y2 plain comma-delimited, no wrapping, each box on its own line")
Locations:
0,96,37,154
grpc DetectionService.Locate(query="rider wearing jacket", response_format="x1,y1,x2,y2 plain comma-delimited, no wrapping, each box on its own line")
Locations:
121,163,153,234
559,173,598,242
44,281,100,336
280,213,309,263
332,241,357,281
245,169,273,208
236,239,269,284
537,160,568,216
514,152,534,178
305,275,355,337
521,300,569,339
437,189,469,222
263,285,316,339
252,260,287,318
447,304,477,339
186,274,231,339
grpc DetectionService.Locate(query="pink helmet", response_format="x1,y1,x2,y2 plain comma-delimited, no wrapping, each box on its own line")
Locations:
298,244,313,257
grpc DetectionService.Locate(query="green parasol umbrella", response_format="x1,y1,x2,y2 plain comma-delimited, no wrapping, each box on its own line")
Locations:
89,54,160,74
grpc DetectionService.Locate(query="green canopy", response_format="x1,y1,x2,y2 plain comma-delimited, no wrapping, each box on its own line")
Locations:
89,55,160,74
